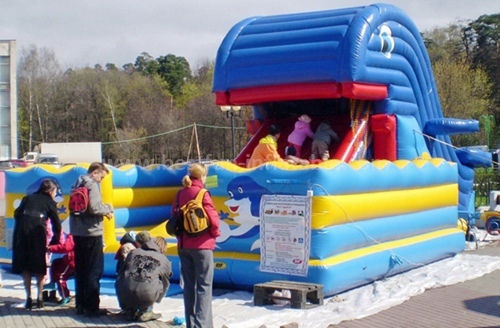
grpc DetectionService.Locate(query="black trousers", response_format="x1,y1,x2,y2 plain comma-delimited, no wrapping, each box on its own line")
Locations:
74,235,104,312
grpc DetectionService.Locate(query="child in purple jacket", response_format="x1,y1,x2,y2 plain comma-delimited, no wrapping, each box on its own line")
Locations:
287,114,314,158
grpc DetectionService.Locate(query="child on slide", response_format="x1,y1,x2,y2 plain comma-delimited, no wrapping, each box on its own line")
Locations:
287,114,314,158
310,122,340,161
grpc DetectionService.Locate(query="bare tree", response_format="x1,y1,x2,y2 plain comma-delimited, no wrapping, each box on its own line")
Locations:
18,45,62,150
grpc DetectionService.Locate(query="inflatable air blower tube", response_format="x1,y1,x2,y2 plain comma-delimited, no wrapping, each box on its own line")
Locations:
487,220,499,233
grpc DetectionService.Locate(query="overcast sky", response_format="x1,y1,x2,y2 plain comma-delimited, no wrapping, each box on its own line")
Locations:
2,0,499,70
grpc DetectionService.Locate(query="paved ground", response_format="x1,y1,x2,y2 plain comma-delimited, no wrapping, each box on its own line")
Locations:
0,299,179,328
330,241,500,328
1,241,499,328
0,299,178,328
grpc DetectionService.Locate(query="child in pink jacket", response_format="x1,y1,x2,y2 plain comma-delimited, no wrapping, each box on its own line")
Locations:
287,114,314,158
46,233,75,305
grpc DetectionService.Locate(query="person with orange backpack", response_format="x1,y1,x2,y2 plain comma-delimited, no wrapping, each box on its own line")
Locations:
170,163,220,328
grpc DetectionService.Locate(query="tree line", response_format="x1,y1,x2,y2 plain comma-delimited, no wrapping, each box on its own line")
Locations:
17,51,251,164
16,13,499,164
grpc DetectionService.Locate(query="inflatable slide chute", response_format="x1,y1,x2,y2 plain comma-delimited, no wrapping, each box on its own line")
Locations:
1,3,487,297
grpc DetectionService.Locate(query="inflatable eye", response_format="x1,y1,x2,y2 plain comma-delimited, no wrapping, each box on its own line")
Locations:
228,191,234,198
381,38,390,53
238,187,243,194
379,25,395,58
13,199,21,209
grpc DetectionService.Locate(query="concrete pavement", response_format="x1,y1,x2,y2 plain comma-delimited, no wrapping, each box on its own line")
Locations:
1,241,499,327
329,241,500,328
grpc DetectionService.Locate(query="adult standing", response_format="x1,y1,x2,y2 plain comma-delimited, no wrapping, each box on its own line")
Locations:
12,179,61,310
172,163,220,328
69,162,113,316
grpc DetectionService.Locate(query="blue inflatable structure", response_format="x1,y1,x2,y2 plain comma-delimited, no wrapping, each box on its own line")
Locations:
213,3,490,212
208,3,491,295
0,4,492,298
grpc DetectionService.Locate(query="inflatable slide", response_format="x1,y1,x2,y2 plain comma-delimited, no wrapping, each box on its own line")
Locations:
0,4,492,297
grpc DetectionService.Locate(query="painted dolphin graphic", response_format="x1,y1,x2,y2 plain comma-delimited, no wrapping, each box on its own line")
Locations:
13,176,65,213
217,176,271,248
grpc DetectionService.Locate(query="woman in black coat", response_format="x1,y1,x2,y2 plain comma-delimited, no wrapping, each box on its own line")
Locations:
12,179,61,310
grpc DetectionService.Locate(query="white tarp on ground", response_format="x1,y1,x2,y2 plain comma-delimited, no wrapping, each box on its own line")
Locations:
1,231,499,328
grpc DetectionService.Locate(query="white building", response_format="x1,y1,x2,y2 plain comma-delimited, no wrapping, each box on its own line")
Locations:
0,40,17,160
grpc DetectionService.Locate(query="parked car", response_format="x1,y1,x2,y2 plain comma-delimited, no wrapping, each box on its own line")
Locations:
12,159,28,167
23,151,38,165
35,153,61,166
0,159,28,171
0,160,14,171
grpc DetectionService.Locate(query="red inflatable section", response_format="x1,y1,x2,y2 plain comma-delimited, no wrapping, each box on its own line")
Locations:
332,118,369,162
246,119,262,137
370,114,397,161
228,82,342,105
341,82,387,100
234,115,352,167
215,82,387,106
221,83,388,165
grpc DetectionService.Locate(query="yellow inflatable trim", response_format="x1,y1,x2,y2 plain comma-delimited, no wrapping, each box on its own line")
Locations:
310,184,458,228
210,183,457,229
112,187,180,208
213,159,346,172
212,158,451,172
313,228,461,266
174,228,461,265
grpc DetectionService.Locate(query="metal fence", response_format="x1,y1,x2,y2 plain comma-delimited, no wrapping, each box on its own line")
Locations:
474,169,500,208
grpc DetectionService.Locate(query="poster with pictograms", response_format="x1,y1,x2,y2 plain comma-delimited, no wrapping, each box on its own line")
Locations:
259,194,311,276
